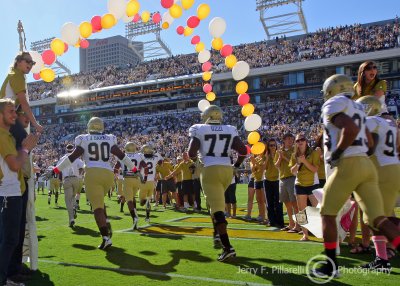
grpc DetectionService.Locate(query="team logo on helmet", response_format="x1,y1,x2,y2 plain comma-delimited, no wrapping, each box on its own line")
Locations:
322,74,354,101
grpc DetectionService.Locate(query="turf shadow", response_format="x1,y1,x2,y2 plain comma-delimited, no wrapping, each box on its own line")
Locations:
71,225,100,237
28,269,55,286
35,216,48,222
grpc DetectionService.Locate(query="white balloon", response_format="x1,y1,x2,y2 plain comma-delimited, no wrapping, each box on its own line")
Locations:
244,114,262,131
162,11,174,24
209,17,226,38
107,0,126,20
61,22,80,46
122,13,134,23
232,61,250,81
29,51,45,74
198,99,210,112
198,50,211,64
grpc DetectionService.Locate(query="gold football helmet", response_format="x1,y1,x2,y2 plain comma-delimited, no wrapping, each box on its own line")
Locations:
322,74,354,101
201,105,223,124
141,144,154,156
356,95,382,116
125,142,137,153
87,117,104,133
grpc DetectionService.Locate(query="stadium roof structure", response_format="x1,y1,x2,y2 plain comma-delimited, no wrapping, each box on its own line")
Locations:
256,0,308,39
30,37,71,76
125,12,172,62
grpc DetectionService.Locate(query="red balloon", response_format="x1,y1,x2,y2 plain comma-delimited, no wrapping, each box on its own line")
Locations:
152,13,161,24
133,13,140,23
42,50,56,65
203,83,212,93
201,61,212,72
238,93,250,106
161,0,174,9
176,26,184,35
91,15,102,32
187,16,200,28
220,44,233,57
64,43,69,53
80,39,90,49
33,73,40,80
246,145,251,155
191,35,200,45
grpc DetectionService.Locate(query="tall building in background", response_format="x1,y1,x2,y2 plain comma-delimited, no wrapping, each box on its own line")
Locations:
79,35,143,72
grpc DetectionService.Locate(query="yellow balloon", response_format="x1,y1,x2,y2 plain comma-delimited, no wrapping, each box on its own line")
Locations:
141,11,150,23
102,13,116,29
251,142,266,155
236,81,248,95
247,132,260,145
182,0,195,10
50,38,65,56
74,39,81,48
241,103,255,117
40,68,55,83
195,42,205,53
211,38,223,50
206,92,216,101
197,3,210,20
183,26,193,37
79,21,92,39
202,71,212,81
162,22,170,29
169,4,183,18
225,54,237,69
126,0,140,17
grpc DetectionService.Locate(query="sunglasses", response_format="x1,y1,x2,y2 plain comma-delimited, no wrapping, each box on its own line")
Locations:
295,138,306,143
23,59,36,66
365,65,377,71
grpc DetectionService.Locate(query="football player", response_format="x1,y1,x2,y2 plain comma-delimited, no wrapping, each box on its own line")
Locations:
313,74,400,277
47,162,61,206
139,145,161,223
357,95,400,270
188,105,247,262
54,117,136,250
114,142,148,230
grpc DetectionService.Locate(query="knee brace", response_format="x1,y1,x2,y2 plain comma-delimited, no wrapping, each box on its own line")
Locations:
214,211,228,226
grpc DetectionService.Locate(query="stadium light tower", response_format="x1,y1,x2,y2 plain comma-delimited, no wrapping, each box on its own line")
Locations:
125,13,172,62
256,0,308,39
30,37,71,76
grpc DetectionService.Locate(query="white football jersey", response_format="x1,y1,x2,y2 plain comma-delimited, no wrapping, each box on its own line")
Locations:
189,124,238,167
75,134,117,171
141,153,162,181
366,116,400,166
121,152,145,177
322,95,368,177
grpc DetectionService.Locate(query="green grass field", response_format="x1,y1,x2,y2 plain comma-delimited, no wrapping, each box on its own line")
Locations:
27,184,399,286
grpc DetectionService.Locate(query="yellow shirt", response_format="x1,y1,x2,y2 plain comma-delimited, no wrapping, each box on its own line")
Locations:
175,160,195,181
251,156,266,182
289,150,320,187
265,154,279,181
0,68,27,106
274,147,294,179
156,161,173,179
353,79,387,100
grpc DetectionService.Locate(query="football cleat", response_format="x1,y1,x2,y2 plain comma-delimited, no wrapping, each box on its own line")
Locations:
69,220,75,228
310,263,340,279
217,247,236,262
98,237,112,250
360,257,391,273
145,217,150,223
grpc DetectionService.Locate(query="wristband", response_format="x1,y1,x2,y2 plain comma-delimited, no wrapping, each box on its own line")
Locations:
53,167,60,174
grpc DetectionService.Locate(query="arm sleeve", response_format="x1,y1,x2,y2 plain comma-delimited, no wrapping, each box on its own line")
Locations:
0,135,17,159
9,73,26,94
322,97,347,122
189,125,199,138
288,154,295,168
366,118,379,134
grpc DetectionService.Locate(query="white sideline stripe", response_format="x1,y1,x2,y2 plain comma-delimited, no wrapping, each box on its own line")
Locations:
39,259,271,286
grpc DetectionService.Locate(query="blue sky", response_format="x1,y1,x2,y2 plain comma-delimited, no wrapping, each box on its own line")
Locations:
1,0,399,81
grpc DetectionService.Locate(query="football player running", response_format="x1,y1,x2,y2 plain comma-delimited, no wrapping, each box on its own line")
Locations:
54,117,136,250
357,95,400,271
312,75,400,278
188,105,247,262
114,142,148,230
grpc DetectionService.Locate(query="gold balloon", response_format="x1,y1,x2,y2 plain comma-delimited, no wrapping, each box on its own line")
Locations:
197,3,210,20
50,38,65,56
183,26,193,37
126,0,140,17
169,4,183,18
241,103,255,117
211,38,223,50
251,142,266,155
236,81,248,95
182,0,195,10
195,42,205,53
206,92,216,101
79,21,92,39
202,71,212,81
162,22,170,29
40,68,55,83
101,13,116,29
141,11,150,23
247,132,260,145
225,54,237,69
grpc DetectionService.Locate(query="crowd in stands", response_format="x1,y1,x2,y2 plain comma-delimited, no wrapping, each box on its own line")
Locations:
27,20,399,101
